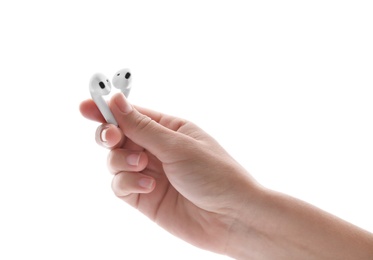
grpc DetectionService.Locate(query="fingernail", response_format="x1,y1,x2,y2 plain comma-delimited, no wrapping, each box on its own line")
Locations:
114,93,133,114
101,128,108,142
95,125,110,147
126,153,141,166
138,178,154,190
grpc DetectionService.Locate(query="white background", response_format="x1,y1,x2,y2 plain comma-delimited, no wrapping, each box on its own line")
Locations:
0,1,372,259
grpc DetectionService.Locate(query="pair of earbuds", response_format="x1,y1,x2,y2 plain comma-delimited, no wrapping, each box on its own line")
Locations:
89,68,132,126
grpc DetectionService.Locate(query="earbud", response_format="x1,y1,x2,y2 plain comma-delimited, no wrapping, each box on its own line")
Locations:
89,73,118,126
112,68,132,98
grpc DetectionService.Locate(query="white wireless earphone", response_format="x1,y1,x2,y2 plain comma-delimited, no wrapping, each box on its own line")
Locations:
112,68,132,97
89,73,118,126
89,68,132,126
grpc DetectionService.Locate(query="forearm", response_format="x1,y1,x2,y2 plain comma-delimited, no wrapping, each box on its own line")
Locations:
225,188,373,259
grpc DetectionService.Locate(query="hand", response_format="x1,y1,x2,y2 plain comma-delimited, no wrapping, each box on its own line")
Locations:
80,93,259,254
80,93,373,259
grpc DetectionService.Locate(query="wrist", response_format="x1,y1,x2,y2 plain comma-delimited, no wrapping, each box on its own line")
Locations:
223,186,270,259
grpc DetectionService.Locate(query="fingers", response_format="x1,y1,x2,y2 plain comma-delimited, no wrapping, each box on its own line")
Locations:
85,106,143,151
107,149,148,174
95,123,125,149
80,99,125,149
81,96,157,198
109,93,188,162
80,97,188,130
111,172,155,197
108,148,153,197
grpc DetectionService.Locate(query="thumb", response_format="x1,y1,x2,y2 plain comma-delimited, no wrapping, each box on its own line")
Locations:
109,93,181,162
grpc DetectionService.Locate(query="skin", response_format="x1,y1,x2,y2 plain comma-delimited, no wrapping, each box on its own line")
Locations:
80,93,373,259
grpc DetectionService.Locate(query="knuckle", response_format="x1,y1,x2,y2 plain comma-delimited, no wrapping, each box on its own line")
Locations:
111,174,128,197
134,115,154,132
106,149,121,174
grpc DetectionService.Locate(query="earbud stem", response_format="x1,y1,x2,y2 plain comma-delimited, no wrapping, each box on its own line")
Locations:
123,88,131,98
92,96,118,126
